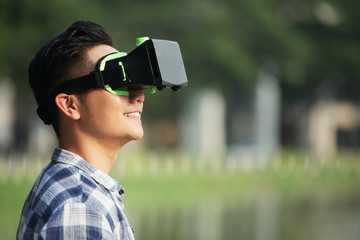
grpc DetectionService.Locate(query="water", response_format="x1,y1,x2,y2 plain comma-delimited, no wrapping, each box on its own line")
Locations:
127,189,360,240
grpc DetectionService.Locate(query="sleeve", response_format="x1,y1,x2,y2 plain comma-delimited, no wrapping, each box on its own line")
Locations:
39,202,114,240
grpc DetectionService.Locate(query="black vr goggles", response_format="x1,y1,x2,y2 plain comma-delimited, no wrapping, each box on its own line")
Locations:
37,37,188,125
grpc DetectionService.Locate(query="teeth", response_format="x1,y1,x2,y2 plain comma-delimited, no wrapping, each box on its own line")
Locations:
125,112,140,117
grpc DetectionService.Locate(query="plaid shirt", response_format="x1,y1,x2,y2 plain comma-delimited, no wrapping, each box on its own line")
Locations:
17,147,135,240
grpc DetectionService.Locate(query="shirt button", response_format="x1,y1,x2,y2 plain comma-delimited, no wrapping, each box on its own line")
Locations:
119,189,125,195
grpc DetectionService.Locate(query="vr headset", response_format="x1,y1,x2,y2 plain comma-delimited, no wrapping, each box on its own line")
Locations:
37,37,188,125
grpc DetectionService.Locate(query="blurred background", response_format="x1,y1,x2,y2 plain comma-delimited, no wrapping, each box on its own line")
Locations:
1,0,360,239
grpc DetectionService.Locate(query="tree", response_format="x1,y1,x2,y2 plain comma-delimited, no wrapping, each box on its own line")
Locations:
1,0,359,151
0,0,103,151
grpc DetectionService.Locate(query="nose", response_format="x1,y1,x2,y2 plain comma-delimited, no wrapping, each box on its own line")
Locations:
129,90,145,104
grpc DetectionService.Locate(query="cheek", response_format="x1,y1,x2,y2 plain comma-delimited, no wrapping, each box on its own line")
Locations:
86,92,127,115
93,102,125,123
79,91,131,134
95,100,129,127
80,106,123,138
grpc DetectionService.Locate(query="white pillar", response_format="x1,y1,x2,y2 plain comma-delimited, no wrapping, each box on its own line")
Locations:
254,64,281,163
0,81,15,152
181,89,226,158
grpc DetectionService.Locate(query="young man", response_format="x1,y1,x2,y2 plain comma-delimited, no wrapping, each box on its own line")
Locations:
17,20,144,239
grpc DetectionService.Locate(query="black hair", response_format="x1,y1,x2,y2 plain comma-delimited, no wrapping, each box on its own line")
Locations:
29,20,113,137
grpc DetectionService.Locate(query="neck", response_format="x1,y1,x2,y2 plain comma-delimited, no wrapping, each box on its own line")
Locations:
59,134,126,174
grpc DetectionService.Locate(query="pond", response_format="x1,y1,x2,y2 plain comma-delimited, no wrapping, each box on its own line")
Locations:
127,189,360,240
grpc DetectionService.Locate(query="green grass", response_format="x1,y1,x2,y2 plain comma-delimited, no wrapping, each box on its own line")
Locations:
121,161,360,209
0,179,34,238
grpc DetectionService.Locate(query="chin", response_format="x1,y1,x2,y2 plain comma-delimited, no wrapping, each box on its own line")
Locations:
133,131,144,140
129,128,144,141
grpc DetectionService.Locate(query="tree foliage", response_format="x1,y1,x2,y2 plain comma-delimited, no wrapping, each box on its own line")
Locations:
1,0,358,95
0,0,359,150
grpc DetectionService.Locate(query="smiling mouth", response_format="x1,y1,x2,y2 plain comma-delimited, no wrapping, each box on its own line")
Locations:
124,112,141,118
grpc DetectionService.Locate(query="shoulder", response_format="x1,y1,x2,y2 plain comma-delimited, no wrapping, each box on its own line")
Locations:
39,202,115,239
18,161,119,237
19,201,115,240
18,162,84,238
28,161,101,216
37,162,84,200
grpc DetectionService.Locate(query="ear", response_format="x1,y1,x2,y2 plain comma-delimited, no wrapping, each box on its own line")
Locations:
54,93,81,121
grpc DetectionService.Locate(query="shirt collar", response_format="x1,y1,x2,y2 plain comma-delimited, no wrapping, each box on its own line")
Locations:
51,147,125,196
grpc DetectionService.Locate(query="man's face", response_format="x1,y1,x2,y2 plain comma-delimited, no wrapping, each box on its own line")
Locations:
77,44,145,146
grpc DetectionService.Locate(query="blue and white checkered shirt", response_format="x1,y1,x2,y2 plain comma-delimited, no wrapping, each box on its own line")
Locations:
17,147,135,240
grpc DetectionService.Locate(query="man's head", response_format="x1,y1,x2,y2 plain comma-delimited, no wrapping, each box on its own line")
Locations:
29,20,113,136
29,20,145,143
55,44,145,146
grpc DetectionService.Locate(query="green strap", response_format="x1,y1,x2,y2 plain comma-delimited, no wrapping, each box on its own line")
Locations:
104,85,129,96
